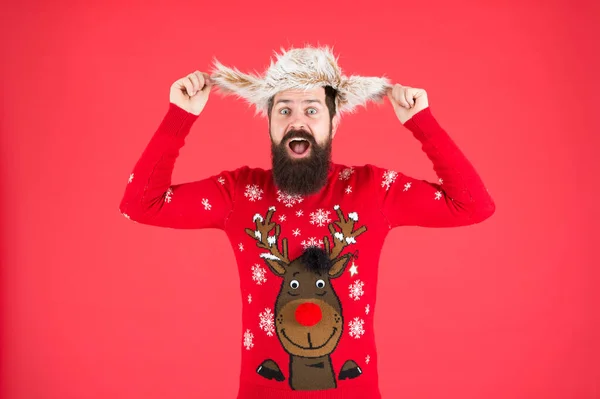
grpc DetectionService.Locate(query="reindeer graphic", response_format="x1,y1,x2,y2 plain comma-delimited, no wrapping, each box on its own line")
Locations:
246,205,367,390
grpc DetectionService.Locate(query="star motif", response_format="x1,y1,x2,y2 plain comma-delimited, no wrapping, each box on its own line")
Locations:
349,262,358,277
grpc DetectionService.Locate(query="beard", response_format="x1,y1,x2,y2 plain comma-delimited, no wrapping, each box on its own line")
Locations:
270,127,332,196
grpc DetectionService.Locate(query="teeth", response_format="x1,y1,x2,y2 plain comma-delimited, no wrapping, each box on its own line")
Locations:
290,138,308,142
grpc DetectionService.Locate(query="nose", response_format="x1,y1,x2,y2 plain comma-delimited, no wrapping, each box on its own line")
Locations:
295,302,322,326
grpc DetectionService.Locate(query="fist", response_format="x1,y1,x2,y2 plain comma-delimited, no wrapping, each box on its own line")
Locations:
169,71,213,115
387,84,429,124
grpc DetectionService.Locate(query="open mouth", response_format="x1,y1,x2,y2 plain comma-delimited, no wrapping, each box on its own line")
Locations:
287,137,311,158
281,327,338,350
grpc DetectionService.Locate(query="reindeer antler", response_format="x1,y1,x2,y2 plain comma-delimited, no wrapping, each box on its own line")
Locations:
245,206,290,275
323,205,367,261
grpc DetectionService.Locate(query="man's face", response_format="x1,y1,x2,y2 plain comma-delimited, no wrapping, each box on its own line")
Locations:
269,87,339,195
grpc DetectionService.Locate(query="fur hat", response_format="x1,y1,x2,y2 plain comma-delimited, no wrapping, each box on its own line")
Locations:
209,45,392,118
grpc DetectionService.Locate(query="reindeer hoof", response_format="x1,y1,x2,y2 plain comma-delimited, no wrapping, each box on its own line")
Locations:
257,359,285,382
338,360,362,380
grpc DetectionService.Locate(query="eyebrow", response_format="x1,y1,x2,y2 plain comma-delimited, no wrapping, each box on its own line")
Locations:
275,99,323,106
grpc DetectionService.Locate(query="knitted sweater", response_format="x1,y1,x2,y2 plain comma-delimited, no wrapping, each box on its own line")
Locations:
119,103,495,399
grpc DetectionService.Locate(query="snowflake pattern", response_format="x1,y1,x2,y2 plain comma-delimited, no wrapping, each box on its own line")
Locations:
244,184,263,202
239,243,244,252
165,187,173,203
201,198,211,210
403,182,412,191
348,317,365,339
128,173,134,183
248,294,252,303
345,185,352,194
310,209,331,227
365,304,370,315
339,167,354,180
251,264,268,285
349,280,365,301
217,176,225,185
382,170,398,191
301,237,323,249
243,329,254,350
296,210,304,217
439,178,444,185
435,191,443,200
365,355,370,364
277,190,304,208
278,215,287,222
259,308,276,336
123,213,130,220
292,228,301,237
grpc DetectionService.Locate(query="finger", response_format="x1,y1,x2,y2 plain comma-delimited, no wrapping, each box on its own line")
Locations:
193,71,206,90
200,72,213,91
182,78,194,97
404,88,415,108
394,85,410,109
188,74,200,94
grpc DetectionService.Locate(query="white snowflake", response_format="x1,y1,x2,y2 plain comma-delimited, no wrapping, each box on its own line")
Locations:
248,294,252,303
244,184,263,202
349,280,365,301
278,215,286,222
243,329,254,350
348,317,365,339
434,191,443,200
277,190,304,207
122,213,130,220
292,228,301,237
217,176,225,185
339,167,354,180
439,178,444,185
165,187,173,203
365,355,370,364
309,209,331,227
252,264,267,285
128,173,134,183
259,308,276,336
239,243,244,252
301,237,323,249
365,304,370,315
345,185,352,194
201,198,211,210
382,170,398,191
403,182,412,191
296,210,304,217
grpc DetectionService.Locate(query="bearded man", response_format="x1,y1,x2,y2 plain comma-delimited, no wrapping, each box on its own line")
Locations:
119,46,495,399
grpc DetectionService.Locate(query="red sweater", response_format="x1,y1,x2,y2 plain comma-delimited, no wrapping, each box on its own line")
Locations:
119,103,495,399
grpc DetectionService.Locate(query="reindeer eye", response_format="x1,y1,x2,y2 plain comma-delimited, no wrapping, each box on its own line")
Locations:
290,280,300,289
316,279,325,289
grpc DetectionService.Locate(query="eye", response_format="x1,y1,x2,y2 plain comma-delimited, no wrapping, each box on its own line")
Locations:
307,108,317,115
279,108,290,115
290,280,300,289
316,279,325,289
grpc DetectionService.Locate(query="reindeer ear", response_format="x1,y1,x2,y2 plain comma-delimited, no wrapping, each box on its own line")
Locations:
264,259,287,276
329,254,351,278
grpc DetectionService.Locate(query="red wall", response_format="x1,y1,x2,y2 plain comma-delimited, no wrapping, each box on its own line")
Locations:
1,1,598,398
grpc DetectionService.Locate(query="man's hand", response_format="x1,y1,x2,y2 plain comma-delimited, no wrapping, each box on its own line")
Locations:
169,71,213,116
387,84,429,124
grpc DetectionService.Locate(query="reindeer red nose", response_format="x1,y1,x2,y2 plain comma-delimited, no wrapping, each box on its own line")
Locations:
295,302,322,326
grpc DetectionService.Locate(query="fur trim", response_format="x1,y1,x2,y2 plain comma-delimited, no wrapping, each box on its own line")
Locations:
210,45,391,118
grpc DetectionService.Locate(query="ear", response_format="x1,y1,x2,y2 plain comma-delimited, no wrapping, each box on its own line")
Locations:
331,114,340,139
328,254,351,278
265,259,287,277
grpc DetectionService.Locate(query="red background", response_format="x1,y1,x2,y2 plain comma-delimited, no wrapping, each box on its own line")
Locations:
1,1,598,398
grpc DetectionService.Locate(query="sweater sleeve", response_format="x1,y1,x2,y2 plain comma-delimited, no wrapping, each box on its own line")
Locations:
118,103,244,230
368,107,496,229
